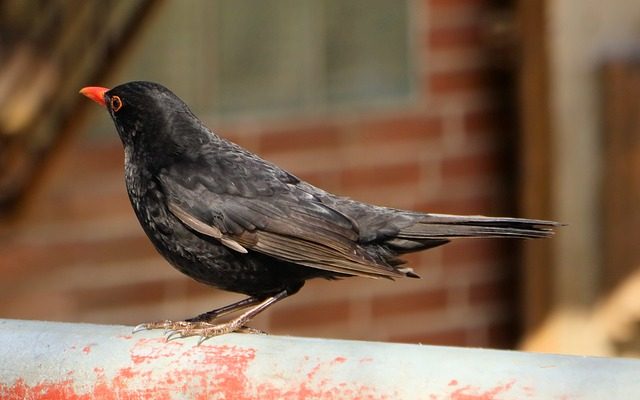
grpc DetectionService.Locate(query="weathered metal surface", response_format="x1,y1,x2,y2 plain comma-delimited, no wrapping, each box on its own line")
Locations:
0,319,639,399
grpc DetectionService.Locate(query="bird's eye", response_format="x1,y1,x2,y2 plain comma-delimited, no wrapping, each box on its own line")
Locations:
110,96,123,112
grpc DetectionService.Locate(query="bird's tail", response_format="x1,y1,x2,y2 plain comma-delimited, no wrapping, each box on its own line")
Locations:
401,213,557,239
383,213,559,255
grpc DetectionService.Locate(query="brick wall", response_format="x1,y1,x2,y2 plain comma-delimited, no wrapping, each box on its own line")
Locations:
0,0,520,347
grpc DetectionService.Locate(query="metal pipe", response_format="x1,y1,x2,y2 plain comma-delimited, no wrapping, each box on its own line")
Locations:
0,318,638,399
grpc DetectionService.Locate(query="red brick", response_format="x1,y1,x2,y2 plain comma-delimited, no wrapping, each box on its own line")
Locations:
372,288,448,318
358,115,443,144
269,299,350,329
343,184,423,210
430,0,482,22
0,235,158,280
221,132,261,154
295,169,341,192
0,292,75,320
442,152,499,180
412,199,441,213
469,278,513,304
32,189,131,223
215,130,242,145
428,25,482,50
72,280,168,312
415,194,498,215
399,252,422,268
184,278,221,298
258,124,342,155
463,109,503,133
65,142,124,176
427,0,488,30
429,69,490,94
341,163,422,189
442,239,507,266
418,247,444,269
428,0,487,8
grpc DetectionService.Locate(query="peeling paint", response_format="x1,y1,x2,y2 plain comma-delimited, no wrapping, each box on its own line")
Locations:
522,385,535,397
2,378,82,400
449,379,516,400
0,336,387,399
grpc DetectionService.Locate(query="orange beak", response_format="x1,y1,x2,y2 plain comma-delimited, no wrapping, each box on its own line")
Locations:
79,86,109,107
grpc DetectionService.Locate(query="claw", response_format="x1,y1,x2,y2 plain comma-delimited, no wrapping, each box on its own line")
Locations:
165,330,182,342
197,335,209,346
237,326,267,335
132,323,149,334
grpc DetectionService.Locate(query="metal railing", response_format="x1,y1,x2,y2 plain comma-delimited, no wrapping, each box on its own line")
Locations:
0,318,639,399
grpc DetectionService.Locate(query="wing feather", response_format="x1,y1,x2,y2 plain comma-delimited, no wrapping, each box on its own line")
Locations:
159,167,401,279
168,201,248,253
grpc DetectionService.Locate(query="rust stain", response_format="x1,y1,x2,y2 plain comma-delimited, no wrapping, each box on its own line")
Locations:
119,336,258,399
257,354,392,400
1,378,84,400
449,379,516,400
128,337,187,365
523,385,535,397
257,380,391,400
0,337,256,399
0,337,394,399
118,367,135,379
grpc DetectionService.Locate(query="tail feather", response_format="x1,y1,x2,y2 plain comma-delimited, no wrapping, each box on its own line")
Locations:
373,212,559,278
397,213,558,240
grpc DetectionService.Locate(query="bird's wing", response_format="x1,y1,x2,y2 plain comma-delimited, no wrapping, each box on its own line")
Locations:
158,165,402,279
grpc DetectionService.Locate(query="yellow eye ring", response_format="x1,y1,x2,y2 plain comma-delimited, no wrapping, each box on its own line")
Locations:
110,96,123,112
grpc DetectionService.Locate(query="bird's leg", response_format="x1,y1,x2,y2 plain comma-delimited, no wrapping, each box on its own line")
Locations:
186,296,262,322
132,295,261,334
166,290,290,344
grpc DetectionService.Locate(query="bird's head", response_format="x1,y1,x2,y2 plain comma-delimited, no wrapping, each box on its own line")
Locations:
80,81,193,149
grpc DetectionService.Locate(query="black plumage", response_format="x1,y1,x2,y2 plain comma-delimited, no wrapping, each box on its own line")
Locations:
80,81,557,341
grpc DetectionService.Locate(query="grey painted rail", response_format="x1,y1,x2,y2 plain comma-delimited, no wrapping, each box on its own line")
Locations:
0,318,639,399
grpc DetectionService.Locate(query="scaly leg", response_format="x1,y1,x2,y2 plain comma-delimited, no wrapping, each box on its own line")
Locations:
166,290,289,344
132,295,262,334
133,290,289,344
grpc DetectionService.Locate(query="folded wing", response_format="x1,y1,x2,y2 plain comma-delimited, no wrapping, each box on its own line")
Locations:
158,166,404,279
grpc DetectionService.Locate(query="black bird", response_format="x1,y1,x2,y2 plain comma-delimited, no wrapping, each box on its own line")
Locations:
80,81,557,341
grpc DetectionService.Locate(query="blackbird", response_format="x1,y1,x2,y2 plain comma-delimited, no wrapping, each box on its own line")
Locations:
80,81,557,342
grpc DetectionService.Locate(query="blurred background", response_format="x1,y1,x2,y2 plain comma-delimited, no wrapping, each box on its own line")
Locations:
0,0,639,357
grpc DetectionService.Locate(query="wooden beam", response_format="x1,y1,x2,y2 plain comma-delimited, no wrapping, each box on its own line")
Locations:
515,0,554,333
602,60,640,291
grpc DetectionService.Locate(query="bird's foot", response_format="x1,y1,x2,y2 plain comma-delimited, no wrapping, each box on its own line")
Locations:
165,321,266,344
132,320,184,334
132,319,265,343
131,292,287,343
